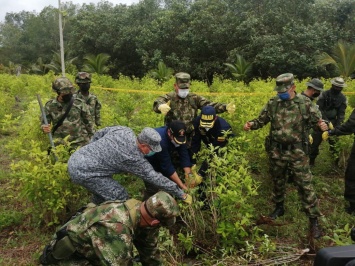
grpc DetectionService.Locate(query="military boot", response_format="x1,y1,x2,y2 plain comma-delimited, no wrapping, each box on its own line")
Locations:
345,202,355,215
310,217,323,239
269,202,285,220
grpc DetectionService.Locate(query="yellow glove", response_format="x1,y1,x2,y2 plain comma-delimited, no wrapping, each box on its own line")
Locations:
226,103,236,114
185,172,203,188
190,165,203,186
322,131,329,141
309,134,313,145
182,194,192,204
329,122,334,130
191,164,198,175
185,173,195,188
157,101,171,115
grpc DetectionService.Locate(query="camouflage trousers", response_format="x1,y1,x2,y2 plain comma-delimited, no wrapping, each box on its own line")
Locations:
40,222,134,266
268,147,322,218
133,226,162,266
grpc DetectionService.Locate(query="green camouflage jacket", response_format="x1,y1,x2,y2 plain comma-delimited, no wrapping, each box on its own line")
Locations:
249,94,321,144
44,97,94,147
153,91,227,132
74,92,102,127
63,200,140,266
51,199,162,266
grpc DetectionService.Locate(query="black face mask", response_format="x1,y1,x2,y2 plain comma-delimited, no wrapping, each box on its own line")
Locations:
330,87,342,95
79,83,90,92
312,92,320,98
62,93,73,103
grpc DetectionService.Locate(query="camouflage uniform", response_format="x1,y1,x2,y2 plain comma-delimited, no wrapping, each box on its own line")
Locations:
44,78,95,148
74,72,102,127
39,192,180,266
248,74,322,218
153,73,228,139
310,77,347,164
74,93,101,127
67,126,185,204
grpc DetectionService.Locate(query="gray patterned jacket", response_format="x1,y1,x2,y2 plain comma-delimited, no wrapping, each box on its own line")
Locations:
68,126,185,200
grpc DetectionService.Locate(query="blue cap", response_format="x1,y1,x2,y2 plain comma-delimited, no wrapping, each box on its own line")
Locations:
200,106,216,128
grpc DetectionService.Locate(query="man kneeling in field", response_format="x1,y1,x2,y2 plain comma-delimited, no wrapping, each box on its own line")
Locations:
39,191,179,266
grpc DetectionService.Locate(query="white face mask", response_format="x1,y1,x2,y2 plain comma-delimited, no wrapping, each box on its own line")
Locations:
177,89,189,98
171,139,180,147
204,127,211,132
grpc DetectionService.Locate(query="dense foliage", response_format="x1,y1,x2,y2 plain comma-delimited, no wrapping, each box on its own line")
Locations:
1,73,355,265
0,0,355,81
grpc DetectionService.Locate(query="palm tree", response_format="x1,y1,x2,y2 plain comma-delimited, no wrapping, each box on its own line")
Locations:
316,41,355,78
45,52,78,75
82,53,110,74
31,57,49,75
149,61,174,85
224,54,253,84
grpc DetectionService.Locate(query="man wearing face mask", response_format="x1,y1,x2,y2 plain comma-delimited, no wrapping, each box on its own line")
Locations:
287,78,324,182
153,72,236,146
243,73,328,239
190,106,233,206
301,78,324,102
39,191,180,266
145,120,192,198
190,106,233,182
74,72,102,127
41,77,94,149
68,126,192,206
309,77,347,166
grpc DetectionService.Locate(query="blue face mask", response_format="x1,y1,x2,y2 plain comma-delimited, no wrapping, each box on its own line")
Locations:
145,151,156,157
278,91,290,101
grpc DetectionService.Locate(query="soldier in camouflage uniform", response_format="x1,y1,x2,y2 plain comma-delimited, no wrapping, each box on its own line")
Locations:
243,73,328,239
74,72,102,128
309,77,347,166
41,77,95,149
286,78,324,182
300,78,324,102
39,191,180,266
153,72,236,146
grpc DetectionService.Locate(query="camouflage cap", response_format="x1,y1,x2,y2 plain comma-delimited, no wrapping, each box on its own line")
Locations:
75,72,92,84
137,127,162,152
274,73,294,92
175,72,191,89
306,78,324,91
145,191,180,227
331,77,347,88
52,77,75,94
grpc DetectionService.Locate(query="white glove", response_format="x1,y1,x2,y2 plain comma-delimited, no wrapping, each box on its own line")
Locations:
158,102,171,115
226,103,236,114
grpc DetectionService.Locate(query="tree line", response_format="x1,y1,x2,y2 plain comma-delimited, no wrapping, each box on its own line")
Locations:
0,0,354,83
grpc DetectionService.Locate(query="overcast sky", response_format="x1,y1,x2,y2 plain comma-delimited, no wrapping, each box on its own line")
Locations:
0,0,139,22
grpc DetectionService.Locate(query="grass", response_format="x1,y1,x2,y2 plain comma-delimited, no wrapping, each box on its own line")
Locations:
1,75,355,264
1,132,355,265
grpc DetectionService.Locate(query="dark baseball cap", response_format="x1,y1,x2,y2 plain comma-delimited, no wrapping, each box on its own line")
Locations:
200,106,216,128
168,120,186,145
